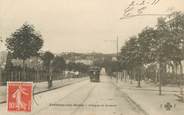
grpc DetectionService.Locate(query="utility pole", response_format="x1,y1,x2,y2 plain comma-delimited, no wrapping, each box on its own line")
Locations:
104,36,119,58
117,36,119,58
104,36,120,81
116,36,119,82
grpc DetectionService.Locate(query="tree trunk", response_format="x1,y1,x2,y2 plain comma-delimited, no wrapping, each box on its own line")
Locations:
116,72,118,83
47,67,51,88
125,71,127,82
130,71,133,84
179,62,183,101
137,67,141,88
137,72,141,87
159,62,162,95
175,63,178,85
155,70,158,83
22,60,26,81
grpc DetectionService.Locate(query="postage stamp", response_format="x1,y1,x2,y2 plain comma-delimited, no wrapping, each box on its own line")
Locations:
7,82,33,112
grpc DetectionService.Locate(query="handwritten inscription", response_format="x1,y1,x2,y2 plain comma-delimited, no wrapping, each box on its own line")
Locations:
122,0,161,19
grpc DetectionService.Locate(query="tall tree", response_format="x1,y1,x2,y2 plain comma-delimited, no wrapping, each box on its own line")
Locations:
52,56,66,75
166,12,184,97
155,15,184,95
119,11,184,96
6,23,43,81
120,36,144,87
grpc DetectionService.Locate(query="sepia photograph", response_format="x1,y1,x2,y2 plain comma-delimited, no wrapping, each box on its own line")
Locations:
0,0,184,115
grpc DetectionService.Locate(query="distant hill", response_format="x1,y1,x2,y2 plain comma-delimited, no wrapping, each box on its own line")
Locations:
59,52,116,66
60,52,115,61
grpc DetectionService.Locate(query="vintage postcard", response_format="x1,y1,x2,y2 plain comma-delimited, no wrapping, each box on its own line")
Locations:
0,0,184,115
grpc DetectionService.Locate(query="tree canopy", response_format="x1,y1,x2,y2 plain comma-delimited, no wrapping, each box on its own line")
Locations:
6,23,43,60
119,11,184,89
52,56,66,72
41,51,55,69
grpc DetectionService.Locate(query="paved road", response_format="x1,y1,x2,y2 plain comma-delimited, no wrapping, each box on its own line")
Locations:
0,75,148,115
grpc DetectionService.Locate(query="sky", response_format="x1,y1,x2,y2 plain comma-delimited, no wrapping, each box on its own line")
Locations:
0,0,184,54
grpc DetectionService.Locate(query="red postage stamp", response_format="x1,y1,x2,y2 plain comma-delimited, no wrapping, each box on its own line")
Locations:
7,82,33,112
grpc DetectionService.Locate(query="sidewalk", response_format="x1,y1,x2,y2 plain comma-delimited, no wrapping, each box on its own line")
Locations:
0,77,87,104
112,78,184,115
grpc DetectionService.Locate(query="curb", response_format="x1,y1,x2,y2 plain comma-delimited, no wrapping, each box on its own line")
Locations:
113,78,180,93
0,78,87,104
111,79,150,115
121,87,180,93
